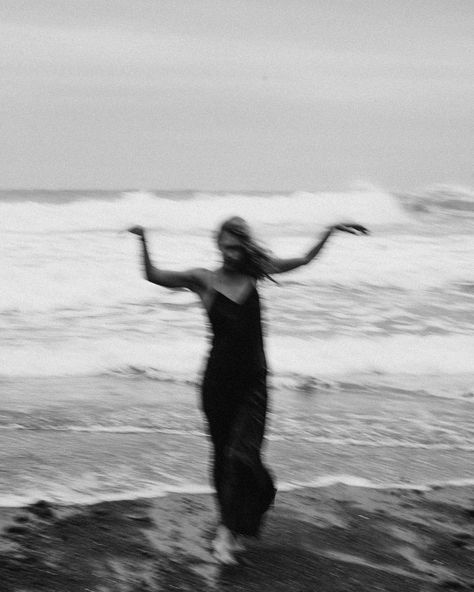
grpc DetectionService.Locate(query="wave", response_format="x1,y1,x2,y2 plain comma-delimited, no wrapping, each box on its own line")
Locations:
1,333,473,377
0,335,473,402
0,424,204,437
0,188,410,234
281,475,474,492
2,423,472,452
400,184,474,216
2,475,474,509
1,334,472,377
0,482,214,509
1,245,472,312
1,183,472,236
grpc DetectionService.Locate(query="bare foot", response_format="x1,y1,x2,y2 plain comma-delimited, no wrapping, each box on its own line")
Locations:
211,525,238,565
232,535,245,552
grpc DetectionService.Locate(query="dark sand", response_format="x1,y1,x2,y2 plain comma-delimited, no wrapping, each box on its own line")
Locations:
1,484,473,591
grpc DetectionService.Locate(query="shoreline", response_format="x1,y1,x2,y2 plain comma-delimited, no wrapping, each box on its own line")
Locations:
1,484,473,591
3,476,474,511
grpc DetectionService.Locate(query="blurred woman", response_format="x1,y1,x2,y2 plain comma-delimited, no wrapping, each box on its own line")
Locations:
129,217,367,564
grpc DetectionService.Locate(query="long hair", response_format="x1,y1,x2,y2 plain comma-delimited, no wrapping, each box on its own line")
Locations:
216,216,275,281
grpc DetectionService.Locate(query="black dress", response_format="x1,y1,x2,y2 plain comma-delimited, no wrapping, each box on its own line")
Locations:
201,285,276,536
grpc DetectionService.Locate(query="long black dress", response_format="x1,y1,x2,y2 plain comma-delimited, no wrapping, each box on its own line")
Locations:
201,285,276,536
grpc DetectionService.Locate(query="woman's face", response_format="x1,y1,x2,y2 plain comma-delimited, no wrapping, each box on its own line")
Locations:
218,231,247,272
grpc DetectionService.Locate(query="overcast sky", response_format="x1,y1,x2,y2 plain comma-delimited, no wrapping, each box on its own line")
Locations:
1,0,473,191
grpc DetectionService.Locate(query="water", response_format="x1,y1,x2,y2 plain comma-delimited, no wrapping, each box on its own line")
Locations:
1,185,473,506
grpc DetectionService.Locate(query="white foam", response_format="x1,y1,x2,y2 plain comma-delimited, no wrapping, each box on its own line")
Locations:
266,434,474,451
0,334,472,382
279,475,474,492
268,334,474,377
0,481,215,508
2,475,474,509
0,189,410,234
1,220,472,314
0,336,206,379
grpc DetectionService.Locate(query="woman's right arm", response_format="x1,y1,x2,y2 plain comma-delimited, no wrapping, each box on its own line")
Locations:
128,226,208,292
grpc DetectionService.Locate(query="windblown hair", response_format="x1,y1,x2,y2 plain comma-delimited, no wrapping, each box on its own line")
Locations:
216,216,275,281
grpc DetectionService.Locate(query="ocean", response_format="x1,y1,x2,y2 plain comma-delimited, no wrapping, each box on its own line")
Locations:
1,186,473,507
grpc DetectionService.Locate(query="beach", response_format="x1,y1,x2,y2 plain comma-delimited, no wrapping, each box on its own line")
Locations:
1,187,473,589
1,483,474,591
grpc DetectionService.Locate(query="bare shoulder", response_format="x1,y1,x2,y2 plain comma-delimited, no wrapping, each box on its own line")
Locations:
187,268,213,293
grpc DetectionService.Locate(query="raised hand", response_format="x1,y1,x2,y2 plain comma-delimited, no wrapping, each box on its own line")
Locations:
128,225,145,237
333,223,369,235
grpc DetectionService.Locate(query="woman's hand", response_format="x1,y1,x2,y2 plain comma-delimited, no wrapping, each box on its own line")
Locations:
332,223,369,235
128,225,145,237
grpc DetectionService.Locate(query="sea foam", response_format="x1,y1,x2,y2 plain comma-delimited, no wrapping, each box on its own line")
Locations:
1,334,472,380
2,475,474,509
0,188,409,234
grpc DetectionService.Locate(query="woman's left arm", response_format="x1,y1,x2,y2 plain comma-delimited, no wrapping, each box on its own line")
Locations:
269,224,369,274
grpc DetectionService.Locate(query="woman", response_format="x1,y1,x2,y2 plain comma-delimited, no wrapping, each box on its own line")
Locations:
129,217,368,564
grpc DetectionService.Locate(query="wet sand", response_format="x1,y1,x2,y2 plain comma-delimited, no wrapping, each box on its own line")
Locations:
1,484,473,591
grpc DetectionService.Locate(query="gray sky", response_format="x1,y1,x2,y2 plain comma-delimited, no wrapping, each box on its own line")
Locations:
1,0,473,191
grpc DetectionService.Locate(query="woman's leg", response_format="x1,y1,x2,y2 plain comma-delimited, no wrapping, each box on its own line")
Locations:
203,397,239,563
222,378,276,537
